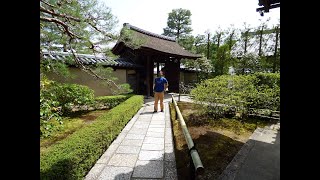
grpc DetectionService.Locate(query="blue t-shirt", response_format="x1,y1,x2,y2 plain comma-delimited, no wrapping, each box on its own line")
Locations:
154,77,168,92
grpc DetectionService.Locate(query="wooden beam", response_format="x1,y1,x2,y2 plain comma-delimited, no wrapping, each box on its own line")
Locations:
140,47,201,60
157,62,159,77
146,55,150,98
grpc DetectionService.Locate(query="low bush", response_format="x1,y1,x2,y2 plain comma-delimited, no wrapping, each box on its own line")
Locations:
190,72,280,118
40,77,133,138
40,80,95,138
190,75,257,118
250,72,280,111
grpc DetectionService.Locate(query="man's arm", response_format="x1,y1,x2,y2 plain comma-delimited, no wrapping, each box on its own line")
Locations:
164,79,168,91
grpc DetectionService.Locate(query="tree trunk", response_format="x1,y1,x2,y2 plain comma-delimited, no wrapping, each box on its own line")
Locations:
207,33,210,59
217,33,221,49
242,31,248,75
244,31,248,54
259,26,264,56
63,44,67,52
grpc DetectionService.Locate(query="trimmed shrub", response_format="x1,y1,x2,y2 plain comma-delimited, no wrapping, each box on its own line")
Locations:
53,83,95,113
40,95,144,180
250,72,280,111
191,75,257,118
190,73,280,118
94,94,133,109
253,72,280,88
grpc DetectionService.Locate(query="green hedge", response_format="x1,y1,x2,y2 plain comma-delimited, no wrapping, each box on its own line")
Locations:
94,94,133,109
40,95,144,180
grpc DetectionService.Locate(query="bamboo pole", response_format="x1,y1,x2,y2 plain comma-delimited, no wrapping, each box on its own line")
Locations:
171,94,204,175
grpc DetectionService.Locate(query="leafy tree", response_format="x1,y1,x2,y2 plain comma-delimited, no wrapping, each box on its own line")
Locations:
181,56,213,82
210,25,238,76
40,0,135,137
40,58,73,78
40,0,118,54
178,35,195,51
193,34,207,55
163,8,193,41
40,0,123,88
40,0,118,53
179,34,210,78
230,21,280,74
254,18,270,57
232,23,255,74
259,49,280,73
212,44,231,75
259,24,280,73
234,53,262,74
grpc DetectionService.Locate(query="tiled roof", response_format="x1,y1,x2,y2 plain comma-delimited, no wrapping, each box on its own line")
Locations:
112,23,202,59
42,51,142,68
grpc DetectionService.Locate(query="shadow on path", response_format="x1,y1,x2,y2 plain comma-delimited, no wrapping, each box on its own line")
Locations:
218,128,280,180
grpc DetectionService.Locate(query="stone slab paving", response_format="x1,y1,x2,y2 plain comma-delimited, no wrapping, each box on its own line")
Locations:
218,123,280,180
85,94,178,180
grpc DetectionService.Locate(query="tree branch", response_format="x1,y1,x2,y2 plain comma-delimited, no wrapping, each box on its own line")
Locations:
86,20,116,40
40,5,81,22
40,16,80,39
40,0,56,8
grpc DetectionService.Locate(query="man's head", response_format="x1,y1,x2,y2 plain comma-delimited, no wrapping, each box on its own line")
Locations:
160,70,164,76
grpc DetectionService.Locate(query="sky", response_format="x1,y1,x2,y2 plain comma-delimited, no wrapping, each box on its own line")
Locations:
102,0,280,36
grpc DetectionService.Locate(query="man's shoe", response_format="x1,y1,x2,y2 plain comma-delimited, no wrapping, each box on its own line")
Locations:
160,110,163,112
153,110,157,113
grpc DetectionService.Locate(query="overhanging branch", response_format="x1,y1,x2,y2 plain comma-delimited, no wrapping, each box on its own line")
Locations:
40,0,56,8
86,21,116,40
40,16,80,39
40,5,81,22
68,44,120,90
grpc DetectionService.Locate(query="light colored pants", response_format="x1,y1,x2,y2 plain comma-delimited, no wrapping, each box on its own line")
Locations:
154,92,164,111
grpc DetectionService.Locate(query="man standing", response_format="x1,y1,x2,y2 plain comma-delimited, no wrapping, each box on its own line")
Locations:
153,70,168,112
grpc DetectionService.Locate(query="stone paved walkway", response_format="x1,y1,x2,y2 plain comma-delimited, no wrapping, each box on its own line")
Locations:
85,94,178,180
85,94,280,180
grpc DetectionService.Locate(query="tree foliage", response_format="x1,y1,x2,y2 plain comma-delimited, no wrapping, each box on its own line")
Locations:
40,0,118,54
176,18,280,77
234,53,262,74
181,57,213,82
178,35,195,52
40,0,126,88
163,8,193,40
